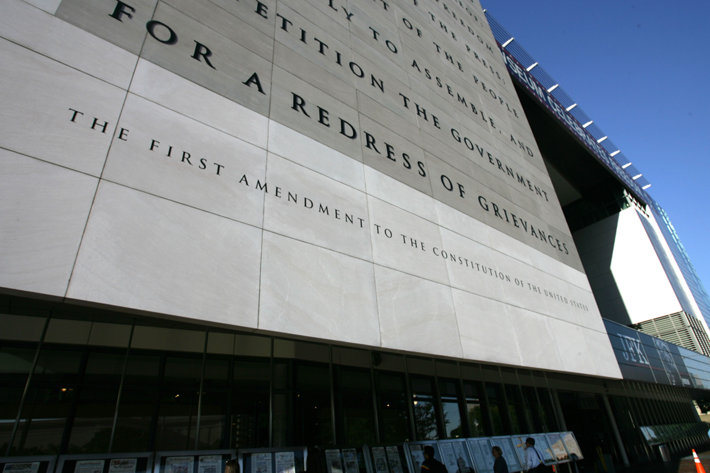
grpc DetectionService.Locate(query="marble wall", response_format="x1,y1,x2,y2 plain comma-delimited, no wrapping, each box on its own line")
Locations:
0,0,621,377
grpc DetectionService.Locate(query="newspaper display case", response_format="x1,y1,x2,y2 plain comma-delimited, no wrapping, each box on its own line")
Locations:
435,440,474,473
464,438,493,473
489,437,522,473
1,456,56,473
154,450,234,473
57,453,153,473
560,432,583,460
528,435,556,465
544,433,569,462
402,442,441,473
397,431,580,473
323,448,368,473
237,448,305,473
360,446,408,473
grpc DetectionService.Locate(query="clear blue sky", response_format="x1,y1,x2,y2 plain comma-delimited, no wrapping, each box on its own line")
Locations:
480,0,710,305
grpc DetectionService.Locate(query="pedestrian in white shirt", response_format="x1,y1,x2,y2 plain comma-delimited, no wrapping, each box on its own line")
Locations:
523,437,544,473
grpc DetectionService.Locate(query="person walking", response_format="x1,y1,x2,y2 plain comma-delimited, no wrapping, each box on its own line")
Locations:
491,446,509,473
420,446,448,473
523,438,545,473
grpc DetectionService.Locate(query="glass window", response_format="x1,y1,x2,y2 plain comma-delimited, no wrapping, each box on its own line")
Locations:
272,361,292,447
537,388,558,432
463,381,485,437
439,379,463,438
197,357,229,449
485,383,505,436
67,351,125,453
0,346,36,454
375,371,410,443
112,353,161,452
11,346,83,455
503,384,524,433
231,358,270,449
521,386,542,432
411,376,438,440
294,362,332,446
335,367,376,445
155,355,202,450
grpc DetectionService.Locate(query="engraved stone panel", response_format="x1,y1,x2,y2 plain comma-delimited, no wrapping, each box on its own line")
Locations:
259,231,380,346
269,65,362,160
102,92,267,227
367,197,450,287
0,150,98,297
262,153,372,260
23,0,61,14
140,2,273,116
57,0,157,54
1,0,137,88
164,0,274,61
268,120,365,192
363,166,438,224
358,114,432,197
68,181,262,328
0,38,126,176
375,265,463,359
130,59,268,148
452,289,524,367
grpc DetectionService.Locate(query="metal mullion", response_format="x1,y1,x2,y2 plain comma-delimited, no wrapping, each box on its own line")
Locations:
108,321,135,453
6,314,51,456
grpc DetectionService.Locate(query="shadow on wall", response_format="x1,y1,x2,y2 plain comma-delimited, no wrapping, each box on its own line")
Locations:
572,212,630,324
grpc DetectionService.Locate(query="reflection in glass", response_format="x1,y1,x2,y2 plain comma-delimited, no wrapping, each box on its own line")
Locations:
376,372,410,443
0,347,36,454
294,363,332,446
485,384,504,436
232,358,270,448
11,347,82,454
439,379,463,438
411,377,438,440
463,382,485,437
503,385,523,433
197,357,229,449
538,388,558,432
336,367,376,445
155,355,202,450
68,351,124,453
113,353,160,452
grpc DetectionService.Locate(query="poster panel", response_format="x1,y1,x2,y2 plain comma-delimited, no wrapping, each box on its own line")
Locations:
165,457,194,473
544,433,569,462
75,461,104,473
251,453,272,473
325,450,343,473
529,435,556,464
3,463,41,473
275,452,295,473
385,447,404,473
490,437,521,472
198,456,222,473
108,459,137,473
437,441,474,473
560,432,583,460
370,448,389,473
341,450,358,473
465,439,493,473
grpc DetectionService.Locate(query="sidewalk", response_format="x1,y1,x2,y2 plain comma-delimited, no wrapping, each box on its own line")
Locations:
611,450,710,473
